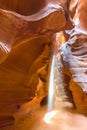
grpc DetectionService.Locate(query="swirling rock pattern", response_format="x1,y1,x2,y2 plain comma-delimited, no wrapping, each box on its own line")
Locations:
0,1,68,128
60,28,87,114
60,0,87,115
1,0,87,129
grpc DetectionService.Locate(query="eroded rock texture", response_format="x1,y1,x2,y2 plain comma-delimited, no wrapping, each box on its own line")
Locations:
0,1,69,128
0,0,87,129
60,0,87,115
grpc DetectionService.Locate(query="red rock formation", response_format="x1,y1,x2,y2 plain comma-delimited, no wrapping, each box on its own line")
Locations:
0,0,46,15
0,1,69,128
0,3,67,64
60,0,87,115
1,0,87,129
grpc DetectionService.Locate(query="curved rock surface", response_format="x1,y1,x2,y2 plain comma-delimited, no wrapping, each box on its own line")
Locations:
0,0,46,15
60,0,87,115
0,0,87,129
60,28,87,114
0,1,68,129
0,3,66,64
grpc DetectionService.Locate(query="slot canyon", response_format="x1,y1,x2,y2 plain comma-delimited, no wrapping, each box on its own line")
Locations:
0,0,87,130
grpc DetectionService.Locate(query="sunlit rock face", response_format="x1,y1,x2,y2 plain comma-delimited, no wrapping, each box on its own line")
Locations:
0,1,69,128
60,28,87,115
0,0,87,129
60,0,87,115
69,0,78,18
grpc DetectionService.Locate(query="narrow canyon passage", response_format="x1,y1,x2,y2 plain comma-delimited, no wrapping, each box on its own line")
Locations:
14,53,87,130
0,0,87,130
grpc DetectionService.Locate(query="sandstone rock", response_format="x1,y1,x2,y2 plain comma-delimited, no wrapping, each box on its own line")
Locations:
1,0,87,129
0,3,66,64
0,0,46,15
60,28,87,115
59,0,87,115
73,0,87,34
0,2,68,127
69,0,78,18
14,64,49,123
